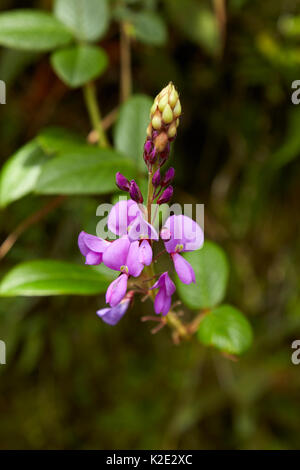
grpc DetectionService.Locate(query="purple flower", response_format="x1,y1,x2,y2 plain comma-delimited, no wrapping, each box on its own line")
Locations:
128,213,159,242
129,180,144,203
108,200,141,237
157,185,173,205
163,215,204,253
103,236,144,306
151,272,176,316
116,172,130,192
97,292,133,325
163,215,203,285
78,231,110,265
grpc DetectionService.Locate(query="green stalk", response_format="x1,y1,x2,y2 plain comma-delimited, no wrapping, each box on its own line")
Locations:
83,82,109,148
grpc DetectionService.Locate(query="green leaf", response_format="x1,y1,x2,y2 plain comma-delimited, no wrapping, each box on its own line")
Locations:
164,0,220,55
0,260,115,297
54,0,110,42
278,15,300,37
114,94,152,172
197,304,253,355
50,45,108,88
0,10,73,51
35,148,135,195
37,126,86,154
133,12,167,45
0,140,48,208
176,241,229,310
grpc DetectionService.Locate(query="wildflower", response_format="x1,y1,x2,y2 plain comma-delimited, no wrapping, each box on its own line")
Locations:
103,237,144,306
107,199,141,236
128,213,159,242
78,231,110,265
151,272,176,316
163,215,204,284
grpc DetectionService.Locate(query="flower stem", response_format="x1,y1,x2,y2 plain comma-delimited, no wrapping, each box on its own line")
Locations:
83,82,109,148
120,22,132,102
166,311,190,340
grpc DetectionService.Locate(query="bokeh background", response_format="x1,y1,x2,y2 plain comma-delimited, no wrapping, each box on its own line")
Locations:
1,0,300,449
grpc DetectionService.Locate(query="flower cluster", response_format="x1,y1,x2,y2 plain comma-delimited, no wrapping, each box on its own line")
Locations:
78,83,204,326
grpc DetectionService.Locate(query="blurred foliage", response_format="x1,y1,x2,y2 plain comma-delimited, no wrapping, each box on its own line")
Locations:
0,0,300,450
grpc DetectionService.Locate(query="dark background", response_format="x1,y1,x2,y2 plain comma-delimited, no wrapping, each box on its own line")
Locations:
0,0,300,449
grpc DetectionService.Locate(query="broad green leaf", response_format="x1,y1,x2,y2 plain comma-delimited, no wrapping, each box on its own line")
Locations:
0,140,48,208
35,148,135,195
0,260,115,297
176,241,229,310
132,12,167,45
54,0,110,42
0,10,73,51
51,45,108,88
164,0,220,55
37,126,86,154
197,304,253,355
278,15,300,37
114,94,152,172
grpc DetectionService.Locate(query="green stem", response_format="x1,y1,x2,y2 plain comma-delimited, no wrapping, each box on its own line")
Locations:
83,82,109,148
166,311,190,340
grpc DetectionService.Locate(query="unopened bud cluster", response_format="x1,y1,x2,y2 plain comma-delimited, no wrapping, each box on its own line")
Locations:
116,84,180,207
144,82,181,169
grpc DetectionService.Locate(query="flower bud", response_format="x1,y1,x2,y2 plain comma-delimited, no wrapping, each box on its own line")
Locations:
159,142,170,167
152,169,161,187
150,82,181,128
157,185,173,205
143,140,157,166
145,83,181,169
129,180,143,204
116,172,130,192
162,167,175,187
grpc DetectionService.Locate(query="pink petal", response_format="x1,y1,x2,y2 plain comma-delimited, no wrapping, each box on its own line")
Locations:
97,298,130,325
78,231,89,256
154,289,171,316
83,233,109,252
139,240,153,266
85,252,103,265
126,241,144,277
172,253,196,284
128,214,159,241
102,237,130,271
164,215,204,252
106,274,128,307
108,200,141,236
